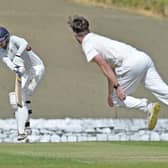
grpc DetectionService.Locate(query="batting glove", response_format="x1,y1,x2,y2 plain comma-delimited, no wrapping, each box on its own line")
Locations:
13,66,25,76
13,56,24,67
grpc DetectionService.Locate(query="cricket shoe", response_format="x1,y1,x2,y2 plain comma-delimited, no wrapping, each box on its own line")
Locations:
25,127,32,135
147,102,160,130
17,133,28,141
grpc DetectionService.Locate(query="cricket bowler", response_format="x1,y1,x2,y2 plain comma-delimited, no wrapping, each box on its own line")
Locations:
0,27,45,141
68,15,168,130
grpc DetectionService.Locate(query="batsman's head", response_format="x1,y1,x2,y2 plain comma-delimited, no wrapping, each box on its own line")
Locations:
67,15,90,43
0,26,10,49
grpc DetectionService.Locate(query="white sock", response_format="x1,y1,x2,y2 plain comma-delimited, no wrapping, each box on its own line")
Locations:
15,106,28,134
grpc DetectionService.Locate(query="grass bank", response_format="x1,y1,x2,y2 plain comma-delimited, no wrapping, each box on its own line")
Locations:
72,0,168,17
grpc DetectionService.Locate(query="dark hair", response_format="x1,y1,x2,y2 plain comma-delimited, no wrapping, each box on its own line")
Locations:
67,15,90,34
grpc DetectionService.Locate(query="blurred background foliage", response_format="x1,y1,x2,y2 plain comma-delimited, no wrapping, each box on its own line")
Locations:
73,0,168,17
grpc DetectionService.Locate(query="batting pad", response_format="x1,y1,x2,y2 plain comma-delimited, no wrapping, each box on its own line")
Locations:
9,92,17,109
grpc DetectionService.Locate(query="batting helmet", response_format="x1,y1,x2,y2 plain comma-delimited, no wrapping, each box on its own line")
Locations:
0,27,10,42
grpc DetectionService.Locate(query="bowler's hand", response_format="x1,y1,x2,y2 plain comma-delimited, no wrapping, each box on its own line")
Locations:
107,95,113,107
116,86,126,101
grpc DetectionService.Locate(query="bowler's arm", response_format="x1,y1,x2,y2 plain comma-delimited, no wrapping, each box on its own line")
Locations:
93,54,125,101
93,55,118,88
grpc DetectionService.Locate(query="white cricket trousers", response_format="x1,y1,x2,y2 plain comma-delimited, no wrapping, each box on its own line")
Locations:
21,64,45,103
113,51,168,112
15,64,45,134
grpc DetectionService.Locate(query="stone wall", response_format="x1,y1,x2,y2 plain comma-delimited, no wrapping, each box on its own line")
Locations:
0,118,168,142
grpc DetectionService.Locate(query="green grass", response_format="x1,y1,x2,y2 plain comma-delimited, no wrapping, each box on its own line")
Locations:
0,142,168,168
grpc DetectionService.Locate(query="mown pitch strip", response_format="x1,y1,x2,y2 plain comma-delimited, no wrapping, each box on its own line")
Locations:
0,142,168,168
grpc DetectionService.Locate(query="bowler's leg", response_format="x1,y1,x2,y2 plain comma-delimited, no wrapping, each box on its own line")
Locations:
113,53,151,112
113,53,160,129
144,63,168,105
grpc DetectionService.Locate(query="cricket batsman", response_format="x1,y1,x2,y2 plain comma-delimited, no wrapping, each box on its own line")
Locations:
0,27,45,141
68,15,168,130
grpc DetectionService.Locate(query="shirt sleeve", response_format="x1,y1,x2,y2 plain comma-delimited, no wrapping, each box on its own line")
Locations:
11,36,28,56
2,56,15,71
82,42,99,62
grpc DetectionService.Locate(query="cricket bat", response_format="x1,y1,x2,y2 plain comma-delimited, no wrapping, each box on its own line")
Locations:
15,73,22,107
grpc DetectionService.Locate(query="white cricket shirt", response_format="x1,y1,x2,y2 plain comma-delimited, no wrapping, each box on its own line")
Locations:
82,33,138,67
0,35,44,70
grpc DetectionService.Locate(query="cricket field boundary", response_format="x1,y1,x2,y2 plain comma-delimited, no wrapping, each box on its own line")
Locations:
1,118,168,142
